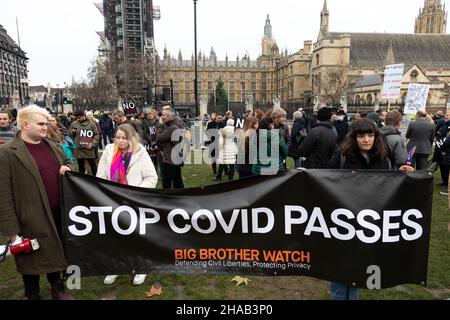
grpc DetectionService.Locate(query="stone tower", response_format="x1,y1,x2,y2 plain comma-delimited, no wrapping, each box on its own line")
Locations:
318,0,329,40
261,14,275,56
415,0,447,34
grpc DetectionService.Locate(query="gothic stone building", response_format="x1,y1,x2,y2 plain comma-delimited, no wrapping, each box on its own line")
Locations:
158,0,449,115
157,15,313,115
313,0,450,113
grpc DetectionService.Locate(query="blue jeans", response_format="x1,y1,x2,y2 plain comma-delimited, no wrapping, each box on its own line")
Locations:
330,282,360,300
294,157,302,169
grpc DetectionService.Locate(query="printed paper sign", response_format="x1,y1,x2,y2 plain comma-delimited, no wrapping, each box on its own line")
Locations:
404,83,430,115
382,64,404,99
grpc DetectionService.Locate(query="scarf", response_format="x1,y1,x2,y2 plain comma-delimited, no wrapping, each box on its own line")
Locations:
110,145,132,185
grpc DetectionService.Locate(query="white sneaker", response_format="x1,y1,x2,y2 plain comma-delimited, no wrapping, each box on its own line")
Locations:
133,274,147,286
104,275,119,285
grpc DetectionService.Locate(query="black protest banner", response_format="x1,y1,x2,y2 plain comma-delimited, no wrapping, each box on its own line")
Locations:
122,101,138,117
61,170,433,289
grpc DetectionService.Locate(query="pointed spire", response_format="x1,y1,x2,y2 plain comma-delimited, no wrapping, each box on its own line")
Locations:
319,0,330,40
178,49,182,61
264,14,272,38
384,41,396,66
323,0,328,13
163,45,168,59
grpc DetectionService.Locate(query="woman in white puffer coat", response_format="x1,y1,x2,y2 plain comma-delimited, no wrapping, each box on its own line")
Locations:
216,119,237,181
97,123,158,286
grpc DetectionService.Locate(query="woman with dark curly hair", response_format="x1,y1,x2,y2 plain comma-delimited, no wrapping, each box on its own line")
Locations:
327,118,413,300
328,118,391,170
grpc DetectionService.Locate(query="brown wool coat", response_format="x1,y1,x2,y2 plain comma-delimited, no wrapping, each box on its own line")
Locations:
0,134,72,275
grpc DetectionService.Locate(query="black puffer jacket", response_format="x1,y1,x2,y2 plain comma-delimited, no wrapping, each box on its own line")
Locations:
288,117,307,158
439,133,450,166
297,122,338,169
328,150,391,170
334,120,349,145
99,115,114,133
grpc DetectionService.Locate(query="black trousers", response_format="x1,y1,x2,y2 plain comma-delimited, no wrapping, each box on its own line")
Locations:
162,163,184,189
238,171,255,180
22,272,61,298
440,164,450,186
102,131,114,148
150,155,159,176
217,164,235,181
21,208,65,298
413,154,429,171
77,158,97,176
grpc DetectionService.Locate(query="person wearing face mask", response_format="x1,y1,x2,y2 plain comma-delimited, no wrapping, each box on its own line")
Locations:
97,123,158,286
333,110,349,146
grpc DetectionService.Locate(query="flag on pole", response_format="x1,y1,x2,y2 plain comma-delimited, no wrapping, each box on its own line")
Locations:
406,147,417,167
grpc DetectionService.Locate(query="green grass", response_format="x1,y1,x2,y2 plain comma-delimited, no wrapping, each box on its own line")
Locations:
1,151,449,300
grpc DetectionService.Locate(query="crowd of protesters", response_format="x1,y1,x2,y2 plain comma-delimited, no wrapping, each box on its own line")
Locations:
1,103,450,301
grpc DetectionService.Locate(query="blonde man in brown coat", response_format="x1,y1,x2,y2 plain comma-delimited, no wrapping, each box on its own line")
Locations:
0,105,75,300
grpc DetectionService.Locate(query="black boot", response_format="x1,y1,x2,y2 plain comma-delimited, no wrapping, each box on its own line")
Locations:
27,293,42,300
50,281,76,300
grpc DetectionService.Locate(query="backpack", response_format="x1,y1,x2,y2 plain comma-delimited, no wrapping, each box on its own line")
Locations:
381,131,398,168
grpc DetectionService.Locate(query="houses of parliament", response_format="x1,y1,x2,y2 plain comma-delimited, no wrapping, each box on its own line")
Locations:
157,0,450,114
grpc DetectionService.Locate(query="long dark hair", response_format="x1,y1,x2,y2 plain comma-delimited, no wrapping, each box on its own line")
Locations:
340,118,386,161
258,117,274,130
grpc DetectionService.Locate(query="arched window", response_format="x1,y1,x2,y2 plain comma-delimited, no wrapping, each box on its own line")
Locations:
355,95,361,106
316,54,320,66
367,94,373,106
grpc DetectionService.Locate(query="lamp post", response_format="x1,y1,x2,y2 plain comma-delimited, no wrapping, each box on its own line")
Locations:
193,0,199,117
56,83,60,113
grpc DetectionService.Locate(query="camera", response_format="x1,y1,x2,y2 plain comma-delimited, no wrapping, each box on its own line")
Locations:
0,237,40,262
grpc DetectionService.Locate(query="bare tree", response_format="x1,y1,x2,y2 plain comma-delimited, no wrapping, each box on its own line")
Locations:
70,57,120,106
319,67,351,106
88,58,120,105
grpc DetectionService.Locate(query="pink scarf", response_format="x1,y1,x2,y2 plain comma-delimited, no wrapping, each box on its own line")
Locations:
110,145,131,185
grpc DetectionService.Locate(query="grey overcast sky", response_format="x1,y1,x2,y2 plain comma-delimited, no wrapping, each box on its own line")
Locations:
0,0,442,86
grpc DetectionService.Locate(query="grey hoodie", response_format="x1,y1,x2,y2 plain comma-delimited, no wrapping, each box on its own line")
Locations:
380,125,408,169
